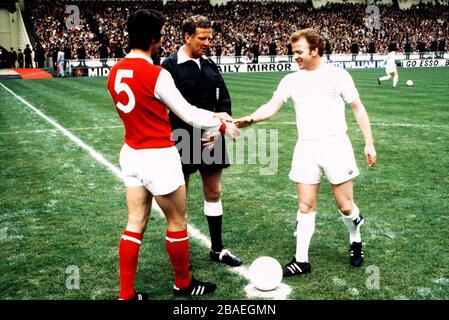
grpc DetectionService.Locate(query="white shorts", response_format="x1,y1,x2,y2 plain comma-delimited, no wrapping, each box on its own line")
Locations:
386,66,397,74
289,134,359,185
119,144,185,196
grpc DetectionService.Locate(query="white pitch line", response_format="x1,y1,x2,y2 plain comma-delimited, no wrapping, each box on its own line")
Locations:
0,82,291,300
372,122,449,129
0,125,123,135
0,83,122,178
268,121,449,129
0,128,58,135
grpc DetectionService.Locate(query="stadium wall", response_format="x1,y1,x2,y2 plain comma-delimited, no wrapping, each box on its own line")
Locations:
14,2,31,56
0,2,31,56
67,53,449,77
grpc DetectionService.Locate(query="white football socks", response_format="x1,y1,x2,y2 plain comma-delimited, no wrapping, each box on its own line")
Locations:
340,204,363,244
393,75,398,87
295,211,316,263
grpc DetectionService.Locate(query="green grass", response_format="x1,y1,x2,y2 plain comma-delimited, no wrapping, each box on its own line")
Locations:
1,67,448,300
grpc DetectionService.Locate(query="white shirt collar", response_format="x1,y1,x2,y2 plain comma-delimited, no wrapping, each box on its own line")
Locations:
125,51,153,64
177,46,207,69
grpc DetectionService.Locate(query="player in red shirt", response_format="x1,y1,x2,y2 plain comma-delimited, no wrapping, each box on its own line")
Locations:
107,9,238,300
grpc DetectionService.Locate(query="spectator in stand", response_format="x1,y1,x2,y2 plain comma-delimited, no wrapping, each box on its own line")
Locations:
404,41,412,60
114,44,124,59
438,39,446,58
18,49,24,68
24,44,32,68
10,48,17,68
269,38,277,63
27,1,449,59
287,42,293,62
64,45,72,70
215,43,222,64
252,41,260,64
325,40,332,61
34,44,46,68
350,42,359,61
0,48,7,68
388,42,398,52
52,46,58,71
418,41,426,59
77,43,87,66
99,42,109,67
235,39,242,63
368,42,375,61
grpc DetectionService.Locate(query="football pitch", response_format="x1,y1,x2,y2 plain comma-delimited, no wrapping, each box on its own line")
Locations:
1,67,448,300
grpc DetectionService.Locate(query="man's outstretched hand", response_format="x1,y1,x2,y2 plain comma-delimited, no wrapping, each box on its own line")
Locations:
233,116,253,128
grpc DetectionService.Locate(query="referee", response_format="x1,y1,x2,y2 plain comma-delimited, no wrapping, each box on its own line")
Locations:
162,15,242,268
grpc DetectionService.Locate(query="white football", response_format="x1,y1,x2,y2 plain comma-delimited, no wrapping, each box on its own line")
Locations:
248,256,283,291
406,80,414,86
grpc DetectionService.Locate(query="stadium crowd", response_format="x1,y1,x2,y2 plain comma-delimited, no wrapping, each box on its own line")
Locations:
2,0,448,68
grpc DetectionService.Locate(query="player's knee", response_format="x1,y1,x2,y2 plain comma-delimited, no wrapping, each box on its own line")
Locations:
167,215,187,230
299,202,316,213
127,214,149,232
338,203,353,215
204,187,221,202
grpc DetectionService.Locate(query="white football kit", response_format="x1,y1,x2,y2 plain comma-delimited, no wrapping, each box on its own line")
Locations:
273,62,360,184
57,51,65,77
385,51,397,74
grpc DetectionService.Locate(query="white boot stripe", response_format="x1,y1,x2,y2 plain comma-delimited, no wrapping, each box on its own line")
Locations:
287,263,304,274
196,286,203,295
293,263,300,272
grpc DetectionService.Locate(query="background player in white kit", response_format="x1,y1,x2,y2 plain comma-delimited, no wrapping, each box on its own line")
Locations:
378,50,399,87
235,29,377,276
56,45,65,78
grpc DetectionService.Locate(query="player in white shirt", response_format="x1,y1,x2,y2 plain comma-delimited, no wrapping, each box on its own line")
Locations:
235,29,377,276
378,50,399,87
56,46,65,78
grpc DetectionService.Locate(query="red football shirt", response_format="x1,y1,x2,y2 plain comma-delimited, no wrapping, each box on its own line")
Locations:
107,57,174,149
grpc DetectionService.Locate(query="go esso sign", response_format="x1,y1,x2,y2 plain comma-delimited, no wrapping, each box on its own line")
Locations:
402,59,449,68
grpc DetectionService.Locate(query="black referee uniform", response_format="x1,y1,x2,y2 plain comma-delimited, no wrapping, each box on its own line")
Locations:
162,53,232,174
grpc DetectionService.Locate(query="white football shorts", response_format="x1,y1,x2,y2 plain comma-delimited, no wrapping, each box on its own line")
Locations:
386,65,397,74
289,134,360,185
119,144,185,195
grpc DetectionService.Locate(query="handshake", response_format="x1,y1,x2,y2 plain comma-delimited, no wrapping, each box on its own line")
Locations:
202,112,254,147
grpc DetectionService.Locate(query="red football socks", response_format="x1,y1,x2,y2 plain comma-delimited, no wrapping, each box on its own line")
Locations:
118,230,143,300
165,228,192,289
